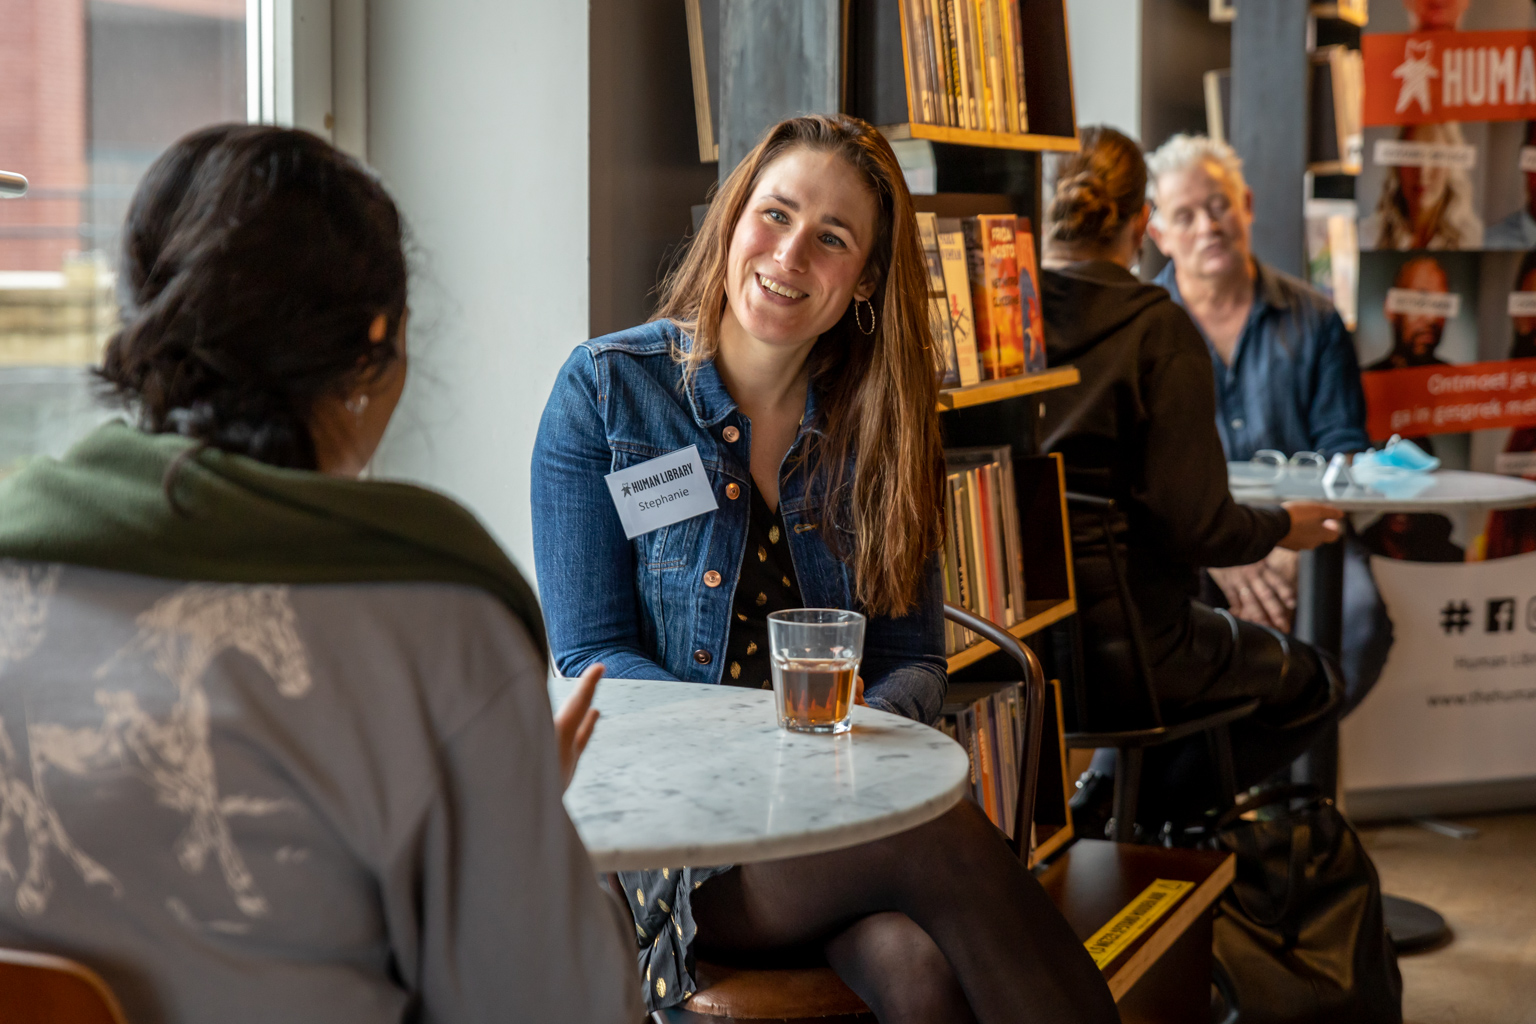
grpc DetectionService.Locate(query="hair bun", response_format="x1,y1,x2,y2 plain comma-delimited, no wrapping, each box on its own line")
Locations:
1044,126,1148,250
1050,171,1119,244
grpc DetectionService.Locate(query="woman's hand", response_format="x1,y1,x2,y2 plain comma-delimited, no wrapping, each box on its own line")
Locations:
555,663,603,791
1277,501,1344,551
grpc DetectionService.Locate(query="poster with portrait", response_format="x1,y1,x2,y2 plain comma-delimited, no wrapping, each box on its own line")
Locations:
1356,249,1536,440
1358,0,1536,250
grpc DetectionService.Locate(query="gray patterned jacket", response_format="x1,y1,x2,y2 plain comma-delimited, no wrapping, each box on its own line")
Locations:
0,561,640,1024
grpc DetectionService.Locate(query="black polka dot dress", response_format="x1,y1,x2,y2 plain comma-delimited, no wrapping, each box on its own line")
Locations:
619,483,803,1012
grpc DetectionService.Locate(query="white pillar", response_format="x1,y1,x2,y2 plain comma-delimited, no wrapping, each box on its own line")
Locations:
367,0,589,577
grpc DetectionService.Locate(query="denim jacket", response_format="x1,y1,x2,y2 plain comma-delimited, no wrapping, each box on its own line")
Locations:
531,319,948,724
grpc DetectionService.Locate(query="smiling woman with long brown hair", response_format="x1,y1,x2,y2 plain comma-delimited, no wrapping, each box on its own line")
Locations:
532,114,1115,1023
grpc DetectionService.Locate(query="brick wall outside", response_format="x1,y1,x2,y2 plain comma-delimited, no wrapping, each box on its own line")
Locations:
0,0,88,272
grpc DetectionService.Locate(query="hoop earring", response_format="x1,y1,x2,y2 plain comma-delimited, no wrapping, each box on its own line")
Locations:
854,298,876,336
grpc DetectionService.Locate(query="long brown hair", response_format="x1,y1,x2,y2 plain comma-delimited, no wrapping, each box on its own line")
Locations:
654,114,943,617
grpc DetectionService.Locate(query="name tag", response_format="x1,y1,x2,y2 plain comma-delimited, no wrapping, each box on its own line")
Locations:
605,445,720,539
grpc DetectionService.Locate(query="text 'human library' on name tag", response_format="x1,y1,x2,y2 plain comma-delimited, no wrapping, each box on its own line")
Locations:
605,445,720,539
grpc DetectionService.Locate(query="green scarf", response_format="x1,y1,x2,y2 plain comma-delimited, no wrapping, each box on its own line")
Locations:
0,422,547,661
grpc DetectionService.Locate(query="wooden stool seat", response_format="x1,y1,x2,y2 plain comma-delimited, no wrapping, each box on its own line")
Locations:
681,962,869,1019
0,948,129,1023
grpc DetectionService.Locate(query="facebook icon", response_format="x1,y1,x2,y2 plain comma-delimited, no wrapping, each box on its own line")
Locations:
1487,598,1516,633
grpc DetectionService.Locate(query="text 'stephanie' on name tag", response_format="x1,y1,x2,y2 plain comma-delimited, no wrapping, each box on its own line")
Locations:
605,445,720,540
1386,288,1461,318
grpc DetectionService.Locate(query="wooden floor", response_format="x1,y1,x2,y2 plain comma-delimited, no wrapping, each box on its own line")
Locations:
1358,810,1536,1024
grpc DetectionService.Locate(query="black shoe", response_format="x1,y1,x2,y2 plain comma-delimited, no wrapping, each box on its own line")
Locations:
1069,768,1114,839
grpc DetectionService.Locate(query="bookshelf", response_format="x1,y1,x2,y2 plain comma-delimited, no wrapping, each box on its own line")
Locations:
937,366,1080,411
944,451,1077,674
846,0,1080,156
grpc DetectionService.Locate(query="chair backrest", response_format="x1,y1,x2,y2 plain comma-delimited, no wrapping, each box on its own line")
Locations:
0,948,129,1024
943,603,1046,861
1064,492,1166,729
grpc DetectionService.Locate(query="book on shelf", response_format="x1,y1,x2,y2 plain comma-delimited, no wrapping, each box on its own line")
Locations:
928,212,1047,389
1014,216,1047,374
897,0,1028,133
916,212,961,387
942,445,1026,655
962,215,1025,380
1309,45,1362,175
937,681,1027,838
1203,68,1231,145
935,217,982,386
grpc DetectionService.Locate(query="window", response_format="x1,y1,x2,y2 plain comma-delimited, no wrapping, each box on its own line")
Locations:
0,0,248,476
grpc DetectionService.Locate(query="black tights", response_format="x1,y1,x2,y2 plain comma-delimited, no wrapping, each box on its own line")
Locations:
690,799,1118,1024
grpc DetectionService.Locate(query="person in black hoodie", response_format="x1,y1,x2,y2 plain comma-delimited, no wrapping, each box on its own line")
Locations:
1037,126,1346,831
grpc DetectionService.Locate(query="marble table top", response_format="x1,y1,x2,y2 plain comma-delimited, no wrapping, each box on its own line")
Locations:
549,677,970,872
1227,466,1536,513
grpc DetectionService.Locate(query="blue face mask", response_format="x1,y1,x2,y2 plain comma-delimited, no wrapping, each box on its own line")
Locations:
1355,434,1441,474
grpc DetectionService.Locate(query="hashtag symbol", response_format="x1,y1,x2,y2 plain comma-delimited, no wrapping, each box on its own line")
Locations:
1440,600,1472,634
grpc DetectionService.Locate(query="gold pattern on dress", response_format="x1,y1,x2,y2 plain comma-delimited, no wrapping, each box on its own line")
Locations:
694,880,703,889
782,575,792,588
657,978,667,998
758,545,767,562
755,592,767,607
675,918,683,938
746,641,758,655
658,897,671,913
769,524,780,544
636,888,645,906
737,612,748,621
637,922,647,938
647,964,652,981
730,661,741,679
662,867,670,878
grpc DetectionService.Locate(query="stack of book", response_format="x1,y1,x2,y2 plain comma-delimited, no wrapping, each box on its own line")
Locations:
942,445,1026,654
897,0,1029,134
916,211,1047,388
937,681,1027,839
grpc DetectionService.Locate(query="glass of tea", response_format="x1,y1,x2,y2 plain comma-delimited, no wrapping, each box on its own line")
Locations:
766,609,866,734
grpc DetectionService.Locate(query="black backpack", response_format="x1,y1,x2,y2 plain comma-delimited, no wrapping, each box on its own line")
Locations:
1209,785,1403,1024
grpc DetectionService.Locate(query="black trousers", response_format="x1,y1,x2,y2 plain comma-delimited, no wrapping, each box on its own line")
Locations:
1079,596,1342,826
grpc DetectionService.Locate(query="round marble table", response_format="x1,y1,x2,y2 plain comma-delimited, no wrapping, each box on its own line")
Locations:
1226,465,1536,513
1228,465,1536,951
549,676,971,872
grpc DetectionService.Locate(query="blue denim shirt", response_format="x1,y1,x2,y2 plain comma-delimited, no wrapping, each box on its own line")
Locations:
530,319,949,724
1154,259,1370,460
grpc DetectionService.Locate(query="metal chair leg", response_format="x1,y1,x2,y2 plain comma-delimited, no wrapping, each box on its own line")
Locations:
1112,747,1142,843
1208,724,1239,808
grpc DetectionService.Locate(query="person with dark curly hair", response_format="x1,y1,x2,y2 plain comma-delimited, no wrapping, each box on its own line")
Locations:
0,124,639,1024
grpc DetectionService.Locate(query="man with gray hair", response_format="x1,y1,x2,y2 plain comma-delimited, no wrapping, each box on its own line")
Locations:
1145,133,1386,713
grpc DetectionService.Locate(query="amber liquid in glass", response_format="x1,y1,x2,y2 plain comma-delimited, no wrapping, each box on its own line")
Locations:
772,658,857,733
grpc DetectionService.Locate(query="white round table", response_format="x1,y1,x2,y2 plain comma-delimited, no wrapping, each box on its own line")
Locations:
1228,464,1536,950
1227,465,1536,514
549,676,971,872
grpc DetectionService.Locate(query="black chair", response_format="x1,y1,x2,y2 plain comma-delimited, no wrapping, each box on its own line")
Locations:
664,604,1048,1022
1062,492,1259,843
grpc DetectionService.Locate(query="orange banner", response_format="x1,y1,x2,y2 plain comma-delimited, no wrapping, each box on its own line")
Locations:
1363,30,1536,126
1362,357,1536,438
